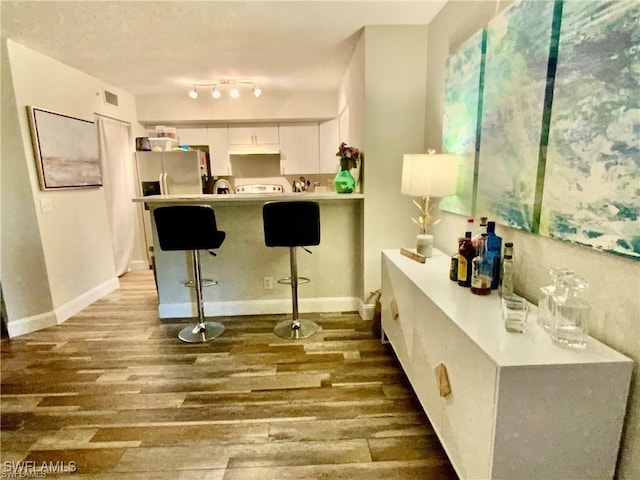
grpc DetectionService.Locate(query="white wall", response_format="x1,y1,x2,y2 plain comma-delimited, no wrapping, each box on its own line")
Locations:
361,25,430,299
136,91,338,125
426,2,640,478
338,31,365,301
1,40,54,328
2,39,146,336
338,33,365,151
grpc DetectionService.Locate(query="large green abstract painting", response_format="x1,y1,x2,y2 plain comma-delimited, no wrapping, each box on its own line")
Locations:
440,29,486,216
475,0,557,231
540,0,640,260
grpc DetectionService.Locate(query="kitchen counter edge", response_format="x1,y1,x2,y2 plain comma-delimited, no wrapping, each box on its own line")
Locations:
133,193,365,204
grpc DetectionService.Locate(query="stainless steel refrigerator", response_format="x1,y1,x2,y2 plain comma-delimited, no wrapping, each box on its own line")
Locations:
136,150,205,196
135,150,206,266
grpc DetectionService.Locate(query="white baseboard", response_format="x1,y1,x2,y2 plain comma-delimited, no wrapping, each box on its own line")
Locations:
7,277,120,338
55,276,120,324
159,296,361,319
128,260,149,271
6,310,57,338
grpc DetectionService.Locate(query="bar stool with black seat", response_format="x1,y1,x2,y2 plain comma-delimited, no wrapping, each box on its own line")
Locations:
263,201,320,340
153,205,226,343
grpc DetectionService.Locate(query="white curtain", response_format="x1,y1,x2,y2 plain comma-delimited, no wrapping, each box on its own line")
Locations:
97,116,135,276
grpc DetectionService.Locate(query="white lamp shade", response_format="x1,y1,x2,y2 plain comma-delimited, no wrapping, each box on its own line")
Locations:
401,153,459,197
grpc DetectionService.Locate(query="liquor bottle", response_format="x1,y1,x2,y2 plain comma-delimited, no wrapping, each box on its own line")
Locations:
485,221,502,289
449,237,464,281
465,218,474,247
449,253,459,281
471,232,492,295
457,232,474,288
472,216,488,249
499,242,514,298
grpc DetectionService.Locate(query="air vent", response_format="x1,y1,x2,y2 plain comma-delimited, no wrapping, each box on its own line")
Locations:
104,89,119,106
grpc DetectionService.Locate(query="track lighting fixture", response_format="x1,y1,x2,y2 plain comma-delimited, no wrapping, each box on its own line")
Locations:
187,80,262,99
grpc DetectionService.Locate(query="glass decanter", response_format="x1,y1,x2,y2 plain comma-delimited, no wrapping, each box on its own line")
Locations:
551,276,590,349
537,267,573,332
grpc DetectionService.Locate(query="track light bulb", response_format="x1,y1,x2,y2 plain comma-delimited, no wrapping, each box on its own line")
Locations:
212,87,221,99
188,87,198,99
253,86,262,98
230,86,240,98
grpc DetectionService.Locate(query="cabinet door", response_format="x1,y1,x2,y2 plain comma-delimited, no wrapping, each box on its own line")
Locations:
441,323,497,480
319,118,339,174
228,125,279,145
410,294,448,434
279,124,319,174
253,125,279,145
176,127,208,146
227,126,254,145
381,254,415,376
208,127,231,176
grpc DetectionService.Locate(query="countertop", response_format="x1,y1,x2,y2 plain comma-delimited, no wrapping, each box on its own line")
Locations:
133,193,365,203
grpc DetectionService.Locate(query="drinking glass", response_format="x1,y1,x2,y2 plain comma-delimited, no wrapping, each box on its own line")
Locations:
502,295,529,334
538,268,573,332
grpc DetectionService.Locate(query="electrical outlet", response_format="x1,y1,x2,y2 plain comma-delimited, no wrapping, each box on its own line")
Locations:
263,276,274,290
40,198,52,213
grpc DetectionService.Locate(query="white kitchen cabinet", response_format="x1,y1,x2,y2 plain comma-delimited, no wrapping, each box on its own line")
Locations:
207,126,230,176
228,124,279,145
380,254,415,372
279,124,320,174
176,126,208,146
410,293,447,433
381,249,632,480
440,324,496,479
319,118,340,174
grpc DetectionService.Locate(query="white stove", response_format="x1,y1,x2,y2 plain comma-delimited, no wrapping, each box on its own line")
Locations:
233,176,290,194
235,184,283,194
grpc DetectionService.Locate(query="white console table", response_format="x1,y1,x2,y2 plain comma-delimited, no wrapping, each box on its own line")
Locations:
381,249,632,480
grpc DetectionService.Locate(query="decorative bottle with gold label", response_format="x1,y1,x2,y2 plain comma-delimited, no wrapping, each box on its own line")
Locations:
457,232,474,288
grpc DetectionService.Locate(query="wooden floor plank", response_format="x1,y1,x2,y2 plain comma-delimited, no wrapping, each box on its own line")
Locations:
0,269,457,479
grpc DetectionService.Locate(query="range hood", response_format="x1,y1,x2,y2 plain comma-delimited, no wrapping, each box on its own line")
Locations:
228,144,280,155
229,153,280,177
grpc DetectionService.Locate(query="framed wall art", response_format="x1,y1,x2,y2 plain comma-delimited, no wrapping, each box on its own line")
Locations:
27,106,102,190
475,0,559,231
540,0,640,260
440,28,486,217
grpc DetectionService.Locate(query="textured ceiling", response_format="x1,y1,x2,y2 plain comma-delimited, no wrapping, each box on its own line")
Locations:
1,1,447,96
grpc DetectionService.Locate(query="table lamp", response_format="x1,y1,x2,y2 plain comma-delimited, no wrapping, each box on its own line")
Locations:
401,150,459,257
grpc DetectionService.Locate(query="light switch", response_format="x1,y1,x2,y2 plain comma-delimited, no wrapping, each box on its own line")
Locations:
40,198,52,213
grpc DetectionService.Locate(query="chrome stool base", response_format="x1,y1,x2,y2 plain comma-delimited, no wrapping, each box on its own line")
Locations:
178,321,225,343
274,319,319,340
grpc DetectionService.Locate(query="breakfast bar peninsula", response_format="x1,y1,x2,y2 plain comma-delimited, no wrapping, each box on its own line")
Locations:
133,193,364,319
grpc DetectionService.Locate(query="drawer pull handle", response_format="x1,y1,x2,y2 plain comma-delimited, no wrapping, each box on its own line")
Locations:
390,298,399,320
434,363,451,397
400,247,426,263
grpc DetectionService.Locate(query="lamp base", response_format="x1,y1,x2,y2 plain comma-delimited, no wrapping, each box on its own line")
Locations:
416,234,433,258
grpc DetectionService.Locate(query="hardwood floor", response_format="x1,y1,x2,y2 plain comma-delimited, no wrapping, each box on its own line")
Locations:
1,269,458,479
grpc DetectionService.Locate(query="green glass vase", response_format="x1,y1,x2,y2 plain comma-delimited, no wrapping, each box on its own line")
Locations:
333,162,356,194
